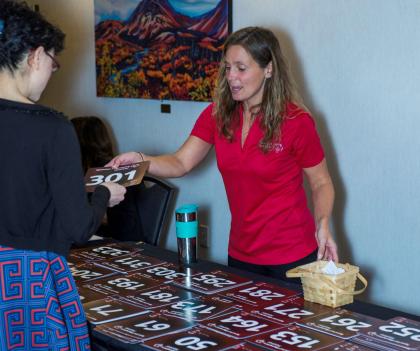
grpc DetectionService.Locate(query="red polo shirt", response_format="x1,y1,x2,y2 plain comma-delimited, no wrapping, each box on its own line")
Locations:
191,103,324,265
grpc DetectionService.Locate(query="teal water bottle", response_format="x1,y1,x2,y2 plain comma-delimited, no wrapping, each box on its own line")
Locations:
176,204,198,266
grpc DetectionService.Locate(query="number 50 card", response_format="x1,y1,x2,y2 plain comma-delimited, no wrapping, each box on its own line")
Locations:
85,162,149,192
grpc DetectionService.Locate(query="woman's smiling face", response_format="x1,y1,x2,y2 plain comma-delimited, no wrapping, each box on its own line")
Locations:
225,44,271,109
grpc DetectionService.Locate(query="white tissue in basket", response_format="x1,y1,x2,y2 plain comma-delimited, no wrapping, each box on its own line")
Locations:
321,260,345,275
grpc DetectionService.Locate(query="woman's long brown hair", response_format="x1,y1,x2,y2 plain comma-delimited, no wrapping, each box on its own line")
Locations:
213,27,303,152
71,116,114,172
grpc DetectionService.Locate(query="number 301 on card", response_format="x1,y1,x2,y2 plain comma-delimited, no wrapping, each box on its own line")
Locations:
84,162,150,192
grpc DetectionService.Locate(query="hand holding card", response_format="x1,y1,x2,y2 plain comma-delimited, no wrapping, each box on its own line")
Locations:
85,162,150,192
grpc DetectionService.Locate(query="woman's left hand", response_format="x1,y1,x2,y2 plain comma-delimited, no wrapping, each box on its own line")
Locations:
316,224,338,262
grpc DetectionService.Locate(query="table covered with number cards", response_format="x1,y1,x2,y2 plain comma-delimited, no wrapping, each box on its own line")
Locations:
68,241,420,351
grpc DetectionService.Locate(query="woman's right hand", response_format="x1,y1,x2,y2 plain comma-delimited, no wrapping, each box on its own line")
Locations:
101,182,126,207
106,151,143,169
105,136,212,178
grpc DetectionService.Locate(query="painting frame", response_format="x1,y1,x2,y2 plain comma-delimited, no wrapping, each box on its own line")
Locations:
94,0,232,102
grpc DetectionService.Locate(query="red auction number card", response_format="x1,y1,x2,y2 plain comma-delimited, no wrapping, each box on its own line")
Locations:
96,253,165,273
202,311,284,339
82,272,162,297
143,326,241,351
119,284,199,310
248,324,341,351
172,270,252,295
352,316,420,350
84,296,149,325
70,242,144,262
328,342,374,350
68,261,119,283
139,262,201,283
248,296,331,325
160,295,240,322
229,343,269,351
85,161,149,192
93,311,196,344
77,285,112,305
224,282,300,307
298,308,381,340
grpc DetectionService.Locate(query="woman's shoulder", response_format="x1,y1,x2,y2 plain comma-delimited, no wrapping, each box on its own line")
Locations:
197,102,217,123
1,99,68,124
202,102,216,115
285,102,312,120
0,98,62,116
30,104,68,123
0,100,72,138
31,108,74,142
282,102,316,133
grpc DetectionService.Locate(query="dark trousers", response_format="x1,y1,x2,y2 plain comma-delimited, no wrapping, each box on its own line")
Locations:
228,250,318,284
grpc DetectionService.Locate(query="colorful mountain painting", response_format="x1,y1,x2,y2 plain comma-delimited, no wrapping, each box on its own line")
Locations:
94,0,231,101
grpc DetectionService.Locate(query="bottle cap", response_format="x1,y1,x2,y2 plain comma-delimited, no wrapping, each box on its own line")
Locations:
175,204,198,238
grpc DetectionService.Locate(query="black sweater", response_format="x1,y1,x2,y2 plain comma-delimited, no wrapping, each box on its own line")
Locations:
0,98,110,257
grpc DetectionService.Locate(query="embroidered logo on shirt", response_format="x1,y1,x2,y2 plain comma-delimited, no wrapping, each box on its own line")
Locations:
259,141,284,153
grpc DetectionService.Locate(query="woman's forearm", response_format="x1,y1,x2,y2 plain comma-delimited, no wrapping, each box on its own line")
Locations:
143,153,189,178
312,180,334,230
142,136,212,178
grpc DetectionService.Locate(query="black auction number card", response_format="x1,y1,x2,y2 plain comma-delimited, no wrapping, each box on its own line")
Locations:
298,308,381,340
248,324,341,351
93,311,196,344
85,161,150,192
142,326,241,351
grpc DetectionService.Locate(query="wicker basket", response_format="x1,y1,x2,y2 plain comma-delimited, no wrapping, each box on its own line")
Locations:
286,261,368,308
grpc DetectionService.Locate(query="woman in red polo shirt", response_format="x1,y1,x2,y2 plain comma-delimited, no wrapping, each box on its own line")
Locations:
108,27,338,281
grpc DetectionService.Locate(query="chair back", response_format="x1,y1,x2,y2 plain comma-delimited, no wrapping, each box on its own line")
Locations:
137,175,175,246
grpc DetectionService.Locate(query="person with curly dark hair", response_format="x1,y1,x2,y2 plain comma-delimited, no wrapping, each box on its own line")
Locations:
108,27,338,282
71,116,145,242
0,2,125,349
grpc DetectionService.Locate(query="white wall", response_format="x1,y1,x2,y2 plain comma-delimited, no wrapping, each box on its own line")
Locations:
32,0,420,315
